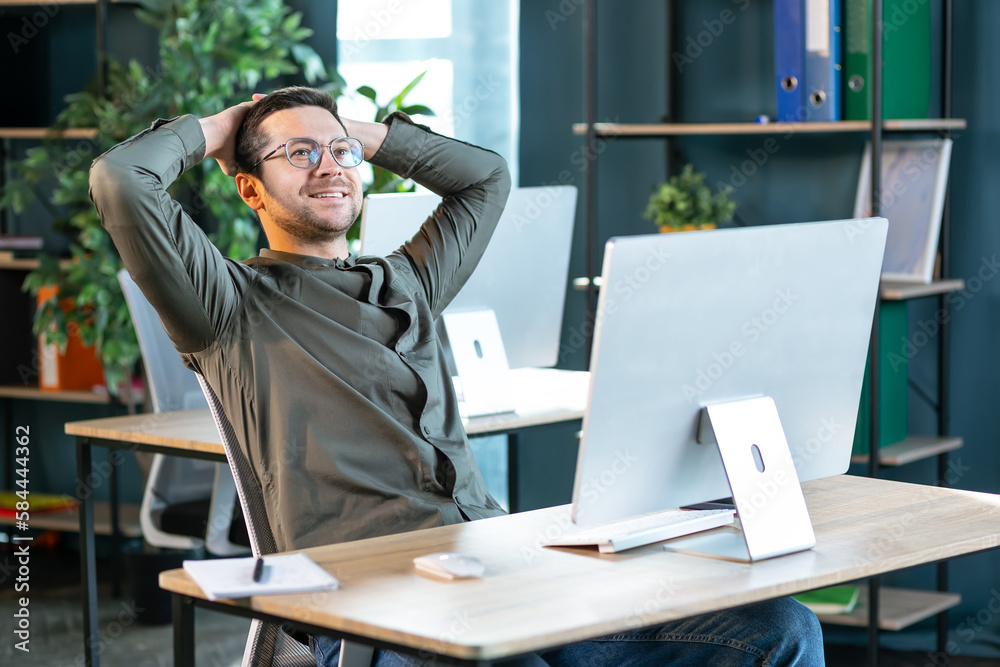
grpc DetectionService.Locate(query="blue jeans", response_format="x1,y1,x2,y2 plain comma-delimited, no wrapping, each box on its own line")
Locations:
311,597,824,666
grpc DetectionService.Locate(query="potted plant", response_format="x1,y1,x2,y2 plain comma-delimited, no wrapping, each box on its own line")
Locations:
1,0,432,394
643,164,736,233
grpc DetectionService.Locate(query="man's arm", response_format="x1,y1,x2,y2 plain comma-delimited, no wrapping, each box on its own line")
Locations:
364,113,512,319
90,104,255,354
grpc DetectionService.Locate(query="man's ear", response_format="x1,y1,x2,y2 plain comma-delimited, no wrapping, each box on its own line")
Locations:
235,173,265,212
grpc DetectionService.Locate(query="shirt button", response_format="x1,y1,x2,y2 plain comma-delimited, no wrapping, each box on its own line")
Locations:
422,425,431,436
399,351,407,359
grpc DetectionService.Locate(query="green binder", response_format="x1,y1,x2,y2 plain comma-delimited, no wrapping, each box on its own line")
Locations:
852,300,908,456
844,0,931,120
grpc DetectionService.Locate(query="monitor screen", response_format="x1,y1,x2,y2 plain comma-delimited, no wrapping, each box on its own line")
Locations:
360,186,578,369
571,218,888,526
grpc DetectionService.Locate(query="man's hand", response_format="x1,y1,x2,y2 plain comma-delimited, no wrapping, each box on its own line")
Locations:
339,117,388,162
199,94,264,177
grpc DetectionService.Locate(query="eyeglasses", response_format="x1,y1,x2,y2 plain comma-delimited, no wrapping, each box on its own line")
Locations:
250,137,366,172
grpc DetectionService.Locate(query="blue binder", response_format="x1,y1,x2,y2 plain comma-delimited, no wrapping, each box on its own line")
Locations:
774,0,805,122
804,0,842,121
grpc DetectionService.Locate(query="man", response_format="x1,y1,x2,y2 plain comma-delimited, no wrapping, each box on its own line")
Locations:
90,86,822,666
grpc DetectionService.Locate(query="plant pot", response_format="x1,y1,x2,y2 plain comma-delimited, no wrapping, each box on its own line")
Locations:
659,223,717,233
36,285,105,391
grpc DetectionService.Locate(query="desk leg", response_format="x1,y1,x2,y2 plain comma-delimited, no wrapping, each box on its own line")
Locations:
109,451,121,599
77,437,100,667
507,433,520,513
867,575,880,667
173,594,195,666
936,560,949,655
3,398,11,489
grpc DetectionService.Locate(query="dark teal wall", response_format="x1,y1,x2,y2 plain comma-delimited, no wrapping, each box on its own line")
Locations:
517,0,671,510
520,0,1000,655
517,1,588,510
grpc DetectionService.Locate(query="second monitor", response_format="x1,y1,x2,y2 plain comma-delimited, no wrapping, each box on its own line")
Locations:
360,186,578,370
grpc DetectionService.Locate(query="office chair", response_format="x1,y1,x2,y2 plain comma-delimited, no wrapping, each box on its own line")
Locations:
196,374,374,667
119,270,249,556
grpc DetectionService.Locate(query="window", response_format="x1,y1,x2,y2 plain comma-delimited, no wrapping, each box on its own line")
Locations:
337,1,519,177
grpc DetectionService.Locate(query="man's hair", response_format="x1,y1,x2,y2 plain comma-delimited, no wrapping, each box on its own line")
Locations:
235,86,344,176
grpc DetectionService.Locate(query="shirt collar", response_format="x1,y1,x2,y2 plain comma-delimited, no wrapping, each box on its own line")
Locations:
258,248,357,269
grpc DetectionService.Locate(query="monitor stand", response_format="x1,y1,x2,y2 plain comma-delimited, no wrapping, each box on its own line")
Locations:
666,396,815,562
441,309,516,418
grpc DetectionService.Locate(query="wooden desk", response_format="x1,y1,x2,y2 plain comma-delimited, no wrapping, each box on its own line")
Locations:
161,476,1000,665
64,368,589,667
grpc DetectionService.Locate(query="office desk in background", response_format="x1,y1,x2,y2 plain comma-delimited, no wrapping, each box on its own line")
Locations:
64,367,589,667
161,476,1000,666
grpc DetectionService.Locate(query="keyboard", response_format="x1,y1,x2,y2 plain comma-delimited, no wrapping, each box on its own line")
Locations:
542,508,736,554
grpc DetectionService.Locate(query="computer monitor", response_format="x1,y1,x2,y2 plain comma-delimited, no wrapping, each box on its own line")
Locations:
359,186,578,369
571,219,887,548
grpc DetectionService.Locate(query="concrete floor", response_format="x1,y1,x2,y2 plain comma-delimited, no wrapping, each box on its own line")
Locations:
0,538,249,667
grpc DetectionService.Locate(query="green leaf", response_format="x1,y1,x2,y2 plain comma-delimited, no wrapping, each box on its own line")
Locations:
203,19,220,52
356,85,378,102
393,70,428,109
290,44,327,83
282,11,302,33
399,104,435,117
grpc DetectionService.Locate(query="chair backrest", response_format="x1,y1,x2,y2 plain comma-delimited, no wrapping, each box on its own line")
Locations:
195,374,277,557
196,374,312,667
123,269,251,553
119,269,207,412
196,374,371,667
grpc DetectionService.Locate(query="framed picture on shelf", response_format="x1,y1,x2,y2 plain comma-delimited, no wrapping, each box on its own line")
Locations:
853,138,953,284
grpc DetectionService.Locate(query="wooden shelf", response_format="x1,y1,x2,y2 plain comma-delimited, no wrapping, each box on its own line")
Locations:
0,127,97,139
881,279,965,300
0,257,75,271
0,257,40,270
571,119,967,137
852,436,963,467
0,500,141,537
0,1,107,6
0,385,111,404
817,586,961,631
883,118,969,131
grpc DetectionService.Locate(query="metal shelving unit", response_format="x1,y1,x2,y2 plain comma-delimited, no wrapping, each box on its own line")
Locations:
576,2,962,664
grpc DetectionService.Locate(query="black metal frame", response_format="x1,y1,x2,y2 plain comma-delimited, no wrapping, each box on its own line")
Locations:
583,0,598,366
866,2,884,663
935,1,955,658
75,434,226,667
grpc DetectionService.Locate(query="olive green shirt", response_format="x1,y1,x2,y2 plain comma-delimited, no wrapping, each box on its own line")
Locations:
90,112,511,551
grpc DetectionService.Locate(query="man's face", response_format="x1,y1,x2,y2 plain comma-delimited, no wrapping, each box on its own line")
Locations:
254,106,364,247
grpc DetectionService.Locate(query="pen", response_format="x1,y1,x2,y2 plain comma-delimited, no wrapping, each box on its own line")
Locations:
253,557,265,583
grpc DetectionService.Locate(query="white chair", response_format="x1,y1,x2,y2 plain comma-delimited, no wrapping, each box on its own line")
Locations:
119,270,248,556
196,374,373,667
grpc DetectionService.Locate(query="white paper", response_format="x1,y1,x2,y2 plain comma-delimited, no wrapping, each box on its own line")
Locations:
183,553,339,601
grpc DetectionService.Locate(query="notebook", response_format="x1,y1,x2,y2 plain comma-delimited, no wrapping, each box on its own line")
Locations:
182,553,339,601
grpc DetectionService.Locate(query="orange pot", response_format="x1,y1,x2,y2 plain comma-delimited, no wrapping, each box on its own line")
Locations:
659,223,718,233
36,285,105,392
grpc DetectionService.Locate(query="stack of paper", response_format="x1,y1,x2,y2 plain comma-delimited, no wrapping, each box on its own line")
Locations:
183,553,339,601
